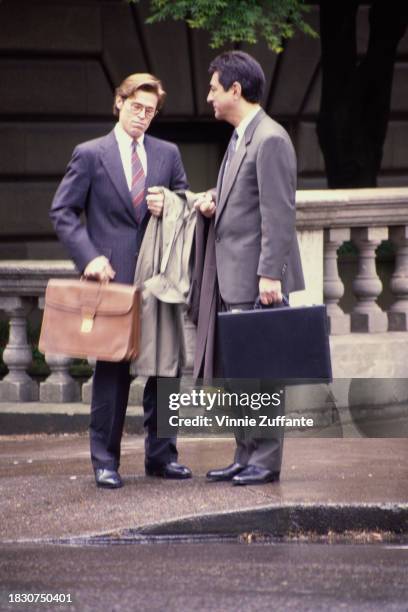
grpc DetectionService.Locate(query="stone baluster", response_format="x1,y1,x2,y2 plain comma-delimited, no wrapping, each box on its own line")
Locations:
129,375,147,406
0,296,38,401
82,358,96,404
388,226,408,331
82,361,146,406
182,315,196,373
37,297,80,402
40,354,80,403
323,228,351,335
350,227,388,332
180,314,196,394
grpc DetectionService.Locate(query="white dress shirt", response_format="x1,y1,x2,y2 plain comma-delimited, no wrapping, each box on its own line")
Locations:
223,106,262,176
114,122,147,190
235,105,262,151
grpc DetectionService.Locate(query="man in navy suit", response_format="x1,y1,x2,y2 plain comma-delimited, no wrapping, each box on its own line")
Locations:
50,73,192,488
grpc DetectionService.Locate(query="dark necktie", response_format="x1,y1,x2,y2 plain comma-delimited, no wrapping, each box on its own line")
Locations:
225,130,238,169
131,140,145,222
220,130,238,193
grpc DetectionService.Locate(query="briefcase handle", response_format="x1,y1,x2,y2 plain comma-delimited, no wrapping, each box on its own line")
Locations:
254,295,290,310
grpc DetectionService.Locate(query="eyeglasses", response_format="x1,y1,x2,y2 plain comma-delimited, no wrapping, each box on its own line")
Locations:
125,99,158,119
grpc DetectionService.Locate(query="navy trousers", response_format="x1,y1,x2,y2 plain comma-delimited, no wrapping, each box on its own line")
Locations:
89,361,178,471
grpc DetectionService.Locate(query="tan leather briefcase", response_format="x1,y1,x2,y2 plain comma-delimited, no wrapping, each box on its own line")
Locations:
39,279,140,362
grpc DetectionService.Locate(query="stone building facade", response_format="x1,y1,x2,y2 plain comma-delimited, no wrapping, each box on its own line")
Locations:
0,0,407,259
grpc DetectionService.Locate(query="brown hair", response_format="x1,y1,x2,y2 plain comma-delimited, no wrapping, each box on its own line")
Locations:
113,73,166,116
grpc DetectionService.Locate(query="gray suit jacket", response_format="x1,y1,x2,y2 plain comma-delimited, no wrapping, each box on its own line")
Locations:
214,109,304,304
50,130,188,284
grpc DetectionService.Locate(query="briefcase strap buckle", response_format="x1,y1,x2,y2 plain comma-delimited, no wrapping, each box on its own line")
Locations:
81,314,94,334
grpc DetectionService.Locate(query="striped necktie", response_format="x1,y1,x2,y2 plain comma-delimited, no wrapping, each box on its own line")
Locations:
131,140,145,222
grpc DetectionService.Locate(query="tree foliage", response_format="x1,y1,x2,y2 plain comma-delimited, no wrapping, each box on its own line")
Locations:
129,0,317,53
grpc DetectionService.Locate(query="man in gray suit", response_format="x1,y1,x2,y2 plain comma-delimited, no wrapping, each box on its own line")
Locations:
50,73,192,488
196,51,305,485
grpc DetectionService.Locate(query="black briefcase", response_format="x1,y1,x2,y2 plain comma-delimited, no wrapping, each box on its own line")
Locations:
217,300,332,384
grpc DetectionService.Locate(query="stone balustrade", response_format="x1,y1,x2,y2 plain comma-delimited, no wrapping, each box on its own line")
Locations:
295,187,408,335
0,262,79,403
1,187,408,404
0,261,197,404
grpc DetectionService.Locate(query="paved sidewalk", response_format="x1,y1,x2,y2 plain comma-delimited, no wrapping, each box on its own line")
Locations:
0,435,407,542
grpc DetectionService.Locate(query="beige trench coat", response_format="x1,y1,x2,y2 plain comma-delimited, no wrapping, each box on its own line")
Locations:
130,189,197,377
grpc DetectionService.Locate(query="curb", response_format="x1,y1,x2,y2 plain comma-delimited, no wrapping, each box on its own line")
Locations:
132,503,408,537
0,405,144,435
24,503,408,545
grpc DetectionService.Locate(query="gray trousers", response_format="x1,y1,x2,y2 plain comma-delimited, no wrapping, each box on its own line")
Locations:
222,301,285,472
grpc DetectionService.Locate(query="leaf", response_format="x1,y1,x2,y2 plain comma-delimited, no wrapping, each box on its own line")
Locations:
127,0,318,53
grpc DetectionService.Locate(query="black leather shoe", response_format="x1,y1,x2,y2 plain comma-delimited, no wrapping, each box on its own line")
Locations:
94,468,123,489
232,465,280,486
206,462,246,482
145,461,192,479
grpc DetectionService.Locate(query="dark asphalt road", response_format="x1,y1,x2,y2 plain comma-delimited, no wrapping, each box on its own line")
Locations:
1,542,408,611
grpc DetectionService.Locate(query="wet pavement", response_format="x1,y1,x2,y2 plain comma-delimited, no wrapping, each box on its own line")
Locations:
1,434,408,612
1,541,408,611
0,435,407,542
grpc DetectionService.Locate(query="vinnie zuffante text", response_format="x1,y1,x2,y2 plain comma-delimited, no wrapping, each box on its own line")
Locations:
166,389,314,429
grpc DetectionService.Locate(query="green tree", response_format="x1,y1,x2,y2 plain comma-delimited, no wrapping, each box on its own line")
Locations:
130,0,408,188
317,1,408,187
129,0,316,53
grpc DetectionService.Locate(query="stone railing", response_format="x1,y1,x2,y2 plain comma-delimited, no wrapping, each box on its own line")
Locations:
295,187,408,335
0,261,78,403
1,187,408,404
0,260,197,404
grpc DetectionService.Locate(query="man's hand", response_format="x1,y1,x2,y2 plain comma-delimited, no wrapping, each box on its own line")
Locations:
259,277,282,305
146,186,164,217
194,191,216,218
83,256,115,282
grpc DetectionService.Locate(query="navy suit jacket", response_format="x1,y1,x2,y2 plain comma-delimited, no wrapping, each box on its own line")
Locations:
50,130,188,284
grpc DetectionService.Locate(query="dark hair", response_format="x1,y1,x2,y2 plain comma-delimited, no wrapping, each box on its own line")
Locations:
113,73,166,116
209,51,265,103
